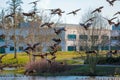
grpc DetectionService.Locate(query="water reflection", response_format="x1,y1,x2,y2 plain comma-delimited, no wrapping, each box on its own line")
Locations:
0,75,120,80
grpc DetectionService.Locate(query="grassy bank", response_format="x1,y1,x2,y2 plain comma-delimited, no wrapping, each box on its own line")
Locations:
1,51,120,76
1,51,84,66
1,51,119,66
2,65,120,76
16,65,120,76
65,65,120,76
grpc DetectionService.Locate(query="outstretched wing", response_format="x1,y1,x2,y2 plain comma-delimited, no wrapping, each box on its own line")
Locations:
99,6,104,9
111,17,117,20
91,9,97,14
74,9,81,12
67,11,73,15
33,42,40,48
24,50,31,55
40,23,48,27
59,27,66,31
29,0,40,4
86,23,92,27
84,17,96,23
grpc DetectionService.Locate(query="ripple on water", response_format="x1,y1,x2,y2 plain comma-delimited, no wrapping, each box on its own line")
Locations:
0,75,120,80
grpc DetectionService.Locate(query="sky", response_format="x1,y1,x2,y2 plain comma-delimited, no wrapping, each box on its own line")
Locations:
0,0,120,24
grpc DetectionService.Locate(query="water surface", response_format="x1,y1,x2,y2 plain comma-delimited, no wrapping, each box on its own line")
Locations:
0,75,120,80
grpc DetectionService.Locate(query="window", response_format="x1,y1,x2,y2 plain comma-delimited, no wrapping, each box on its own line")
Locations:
0,34,5,42
111,36,119,40
111,46,120,50
10,47,14,51
101,46,109,50
68,34,76,40
19,46,23,51
91,35,99,40
0,38,4,41
101,35,109,40
68,46,76,51
0,47,5,53
79,35,88,40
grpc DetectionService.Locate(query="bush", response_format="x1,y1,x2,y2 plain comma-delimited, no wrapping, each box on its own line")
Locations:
25,59,68,74
84,56,120,65
99,57,120,65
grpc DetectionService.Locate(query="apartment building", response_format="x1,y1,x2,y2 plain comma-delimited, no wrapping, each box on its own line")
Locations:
110,25,120,50
0,22,119,53
63,24,111,51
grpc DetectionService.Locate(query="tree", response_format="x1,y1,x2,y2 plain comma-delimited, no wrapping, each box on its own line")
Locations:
6,0,23,58
0,9,13,53
79,9,109,74
22,2,62,62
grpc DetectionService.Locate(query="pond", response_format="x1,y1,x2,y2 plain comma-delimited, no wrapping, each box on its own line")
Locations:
0,68,120,80
0,74,120,80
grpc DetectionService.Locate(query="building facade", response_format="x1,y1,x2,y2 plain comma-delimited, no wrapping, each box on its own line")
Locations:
63,24,111,51
0,23,120,53
110,25,120,50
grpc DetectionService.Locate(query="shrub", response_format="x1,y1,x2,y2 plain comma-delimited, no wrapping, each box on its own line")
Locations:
85,56,120,65
25,59,68,74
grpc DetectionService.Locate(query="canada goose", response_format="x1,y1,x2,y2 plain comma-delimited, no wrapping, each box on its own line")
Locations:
24,50,31,55
50,8,65,16
106,0,119,6
103,17,117,25
0,54,7,63
54,27,66,35
40,22,54,28
52,38,61,43
26,43,40,50
67,9,81,15
80,23,92,30
91,6,104,14
5,13,15,18
23,11,36,17
114,22,120,27
85,50,97,54
84,17,96,23
113,11,120,16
